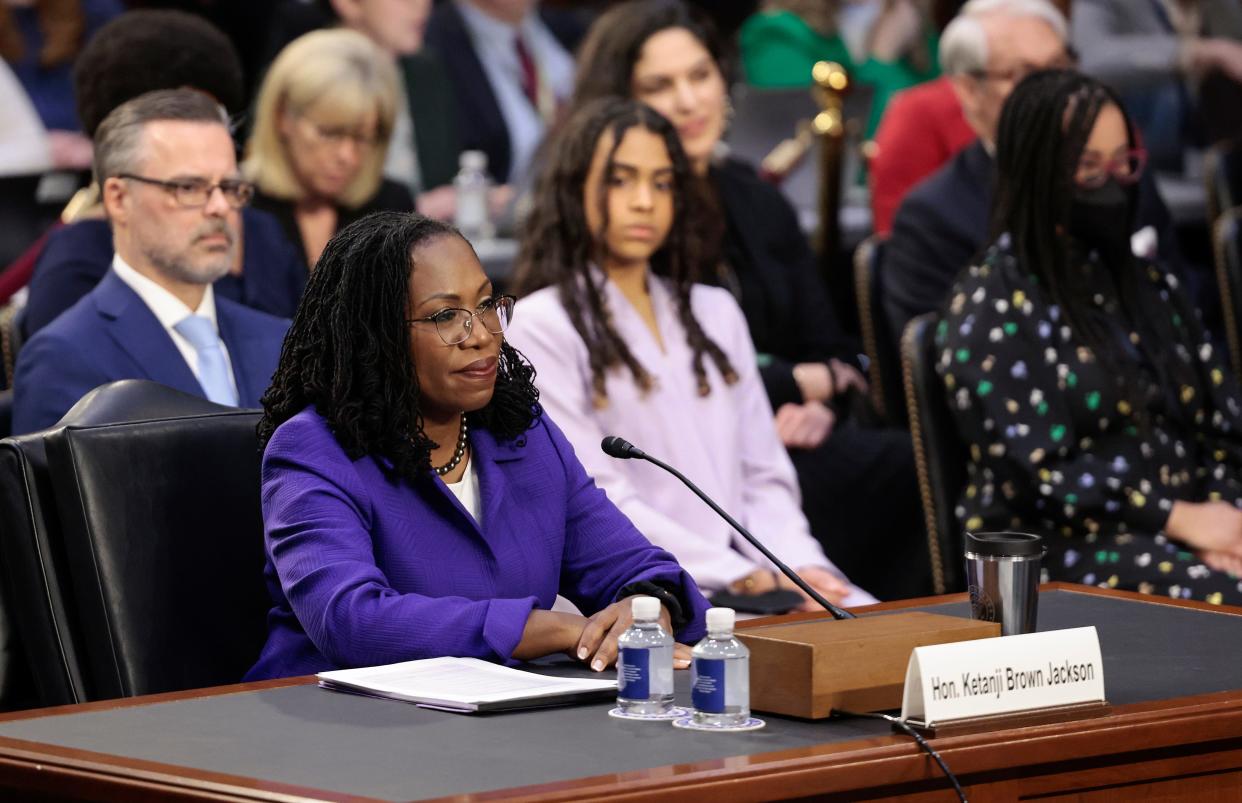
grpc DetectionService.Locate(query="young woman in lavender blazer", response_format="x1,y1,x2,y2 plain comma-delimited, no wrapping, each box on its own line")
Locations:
507,99,877,611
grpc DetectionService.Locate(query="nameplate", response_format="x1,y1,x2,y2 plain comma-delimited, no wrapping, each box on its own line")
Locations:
900,626,1105,729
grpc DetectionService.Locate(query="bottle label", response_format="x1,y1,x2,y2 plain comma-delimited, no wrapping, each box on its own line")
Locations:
692,658,726,713
619,647,649,699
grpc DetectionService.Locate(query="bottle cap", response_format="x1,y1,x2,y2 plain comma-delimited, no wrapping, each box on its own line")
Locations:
460,150,487,172
631,595,661,621
705,607,735,632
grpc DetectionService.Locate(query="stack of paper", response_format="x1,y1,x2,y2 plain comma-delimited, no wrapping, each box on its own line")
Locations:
317,657,617,713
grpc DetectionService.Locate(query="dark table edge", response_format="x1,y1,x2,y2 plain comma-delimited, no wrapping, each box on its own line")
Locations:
0,585,1239,802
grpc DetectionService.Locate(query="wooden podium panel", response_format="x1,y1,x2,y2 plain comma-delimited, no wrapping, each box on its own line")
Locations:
739,611,999,717
0,585,1236,802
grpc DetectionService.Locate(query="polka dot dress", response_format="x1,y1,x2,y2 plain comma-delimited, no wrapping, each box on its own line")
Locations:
936,240,1242,605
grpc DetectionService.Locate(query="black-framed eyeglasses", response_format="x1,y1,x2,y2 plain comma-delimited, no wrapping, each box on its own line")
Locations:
115,174,255,209
407,295,516,345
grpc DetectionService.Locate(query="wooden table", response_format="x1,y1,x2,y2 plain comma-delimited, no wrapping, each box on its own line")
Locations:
0,584,1239,802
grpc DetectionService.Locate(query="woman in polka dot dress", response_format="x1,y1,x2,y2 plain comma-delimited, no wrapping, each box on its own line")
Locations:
937,69,1242,605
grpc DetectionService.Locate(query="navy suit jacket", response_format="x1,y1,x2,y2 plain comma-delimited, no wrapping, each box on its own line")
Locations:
423,2,584,183
13,271,289,434
21,207,306,340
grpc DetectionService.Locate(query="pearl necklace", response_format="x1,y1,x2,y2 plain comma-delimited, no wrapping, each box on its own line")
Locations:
433,415,469,476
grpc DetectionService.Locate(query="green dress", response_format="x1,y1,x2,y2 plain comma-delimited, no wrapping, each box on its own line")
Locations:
739,10,939,140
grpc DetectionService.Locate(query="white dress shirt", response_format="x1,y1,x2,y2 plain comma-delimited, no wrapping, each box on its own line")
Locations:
110,254,239,400
455,0,575,184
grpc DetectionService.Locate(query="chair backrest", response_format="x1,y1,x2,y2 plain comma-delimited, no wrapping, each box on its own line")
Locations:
1213,207,1242,380
0,431,79,708
900,313,968,594
0,302,22,391
853,234,906,425
44,386,267,700
0,380,249,706
1205,140,1242,227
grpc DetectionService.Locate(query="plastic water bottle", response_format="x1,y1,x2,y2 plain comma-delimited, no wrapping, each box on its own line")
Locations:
616,596,675,715
453,150,493,243
691,607,750,727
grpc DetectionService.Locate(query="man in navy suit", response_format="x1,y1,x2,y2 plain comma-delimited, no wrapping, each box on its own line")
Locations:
13,89,290,434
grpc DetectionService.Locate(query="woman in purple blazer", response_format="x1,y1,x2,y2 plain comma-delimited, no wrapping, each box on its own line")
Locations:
245,212,709,681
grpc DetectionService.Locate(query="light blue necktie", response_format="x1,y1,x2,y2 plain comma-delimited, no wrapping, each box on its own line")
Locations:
173,314,239,406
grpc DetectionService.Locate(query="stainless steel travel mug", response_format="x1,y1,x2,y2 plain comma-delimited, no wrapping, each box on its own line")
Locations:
964,531,1044,636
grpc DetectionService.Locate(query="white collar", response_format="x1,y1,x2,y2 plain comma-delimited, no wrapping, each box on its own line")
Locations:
110,253,219,332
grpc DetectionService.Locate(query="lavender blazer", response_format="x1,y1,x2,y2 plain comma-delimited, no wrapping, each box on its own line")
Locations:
245,406,709,680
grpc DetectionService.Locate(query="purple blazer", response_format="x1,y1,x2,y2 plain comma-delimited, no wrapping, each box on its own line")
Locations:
245,407,710,680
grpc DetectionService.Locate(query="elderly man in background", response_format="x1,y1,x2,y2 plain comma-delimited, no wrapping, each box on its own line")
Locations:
13,89,289,434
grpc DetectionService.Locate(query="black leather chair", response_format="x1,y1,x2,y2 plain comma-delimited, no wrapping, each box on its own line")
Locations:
0,381,251,707
1205,140,1242,227
1214,207,1242,380
900,313,968,594
40,382,268,700
853,234,906,425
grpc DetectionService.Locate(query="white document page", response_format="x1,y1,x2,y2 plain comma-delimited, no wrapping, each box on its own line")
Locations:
318,657,617,710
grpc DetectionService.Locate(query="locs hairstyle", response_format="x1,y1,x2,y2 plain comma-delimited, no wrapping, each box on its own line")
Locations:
991,68,1193,426
569,0,731,110
514,97,735,405
259,212,539,482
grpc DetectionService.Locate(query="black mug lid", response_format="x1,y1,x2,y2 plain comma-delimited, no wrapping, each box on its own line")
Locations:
965,531,1044,558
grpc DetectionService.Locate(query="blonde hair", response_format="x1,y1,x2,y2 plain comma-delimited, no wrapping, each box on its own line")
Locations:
244,28,398,208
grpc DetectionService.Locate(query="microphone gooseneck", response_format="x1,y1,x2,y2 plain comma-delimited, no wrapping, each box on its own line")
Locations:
600,435,855,620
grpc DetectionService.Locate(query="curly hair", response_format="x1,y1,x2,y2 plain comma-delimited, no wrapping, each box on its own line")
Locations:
259,212,540,483
73,10,246,137
514,97,735,404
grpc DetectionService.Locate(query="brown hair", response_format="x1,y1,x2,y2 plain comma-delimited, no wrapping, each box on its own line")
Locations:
514,97,736,404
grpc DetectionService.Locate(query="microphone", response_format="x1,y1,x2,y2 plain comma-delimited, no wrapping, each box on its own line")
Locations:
600,436,855,620
600,435,644,460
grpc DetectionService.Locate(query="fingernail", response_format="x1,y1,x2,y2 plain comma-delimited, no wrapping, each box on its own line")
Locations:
675,659,690,668
591,659,604,672
577,648,587,660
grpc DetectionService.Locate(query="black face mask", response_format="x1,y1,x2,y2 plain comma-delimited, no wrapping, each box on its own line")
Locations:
1067,178,1134,265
